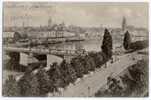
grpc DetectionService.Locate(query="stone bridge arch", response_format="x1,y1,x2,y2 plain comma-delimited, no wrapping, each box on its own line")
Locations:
6,51,74,69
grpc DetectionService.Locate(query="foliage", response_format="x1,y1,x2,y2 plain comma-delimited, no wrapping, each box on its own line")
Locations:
47,62,63,92
36,68,50,96
120,74,136,96
84,54,96,71
66,63,77,83
5,52,27,72
3,75,20,97
28,73,40,96
101,28,113,59
123,30,148,51
4,45,110,96
89,52,107,68
18,71,33,96
95,59,148,97
123,31,131,50
70,56,85,78
60,60,77,87
130,40,148,51
18,72,40,97
107,76,123,96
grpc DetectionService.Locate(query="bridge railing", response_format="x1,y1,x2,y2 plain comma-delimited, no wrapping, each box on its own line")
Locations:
4,46,86,56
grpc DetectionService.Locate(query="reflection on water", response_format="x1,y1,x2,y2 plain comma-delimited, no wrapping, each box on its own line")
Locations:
48,40,102,52
47,38,122,52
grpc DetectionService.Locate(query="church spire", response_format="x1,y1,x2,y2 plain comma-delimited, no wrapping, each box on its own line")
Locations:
122,16,127,31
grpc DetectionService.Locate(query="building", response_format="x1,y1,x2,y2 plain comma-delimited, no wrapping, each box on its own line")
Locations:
48,17,52,28
3,31,21,43
27,30,76,39
122,16,127,32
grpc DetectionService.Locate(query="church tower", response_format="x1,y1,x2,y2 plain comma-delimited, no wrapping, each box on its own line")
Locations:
122,16,127,31
48,17,52,28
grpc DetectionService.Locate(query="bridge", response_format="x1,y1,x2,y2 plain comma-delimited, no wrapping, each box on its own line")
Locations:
3,46,86,67
3,46,83,56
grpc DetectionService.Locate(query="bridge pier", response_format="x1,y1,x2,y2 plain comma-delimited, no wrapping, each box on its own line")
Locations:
46,54,63,67
11,53,75,68
19,52,38,66
4,46,81,69
19,52,29,66
20,53,72,68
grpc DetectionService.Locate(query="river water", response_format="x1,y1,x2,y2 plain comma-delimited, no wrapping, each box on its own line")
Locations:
45,37,122,52
48,40,102,52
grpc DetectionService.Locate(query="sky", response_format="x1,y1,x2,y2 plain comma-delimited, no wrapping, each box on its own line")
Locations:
3,2,148,28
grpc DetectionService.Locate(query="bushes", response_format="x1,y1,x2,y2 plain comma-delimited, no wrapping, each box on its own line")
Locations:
95,76,124,97
84,55,96,71
36,69,51,96
120,60,148,96
87,52,107,68
29,74,40,96
60,60,77,86
47,62,63,92
3,75,20,97
18,71,40,97
70,56,86,78
123,31,131,50
123,30,148,51
130,40,148,51
107,77,124,96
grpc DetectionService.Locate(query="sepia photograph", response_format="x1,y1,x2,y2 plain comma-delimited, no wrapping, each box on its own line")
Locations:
2,2,149,97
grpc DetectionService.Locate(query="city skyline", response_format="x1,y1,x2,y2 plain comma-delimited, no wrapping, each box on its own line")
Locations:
3,2,148,29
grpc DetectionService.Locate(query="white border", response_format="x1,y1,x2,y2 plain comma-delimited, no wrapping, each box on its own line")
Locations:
0,0,150,100
1,0,150,2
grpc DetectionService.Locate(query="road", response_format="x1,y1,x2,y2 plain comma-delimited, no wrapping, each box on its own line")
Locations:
49,51,144,97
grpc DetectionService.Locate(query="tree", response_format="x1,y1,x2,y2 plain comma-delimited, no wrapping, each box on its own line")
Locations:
60,60,77,86
28,73,40,96
85,54,96,71
6,52,20,71
101,28,113,59
18,72,40,97
3,75,21,97
123,31,131,50
18,71,32,96
120,74,136,96
67,63,77,83
70,56,85,78
60,60,70,87
48,62,63,92
107,76,123,96
36,68,50,96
